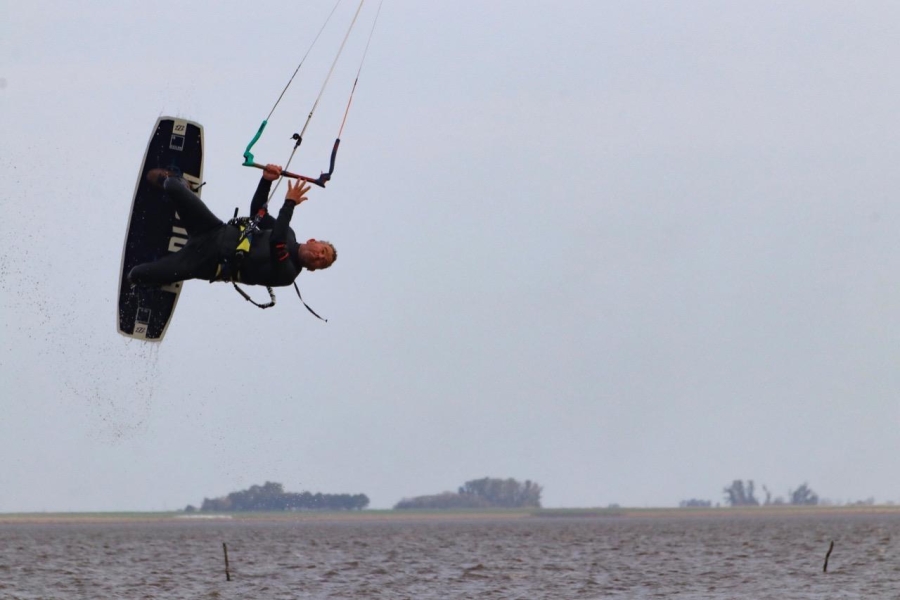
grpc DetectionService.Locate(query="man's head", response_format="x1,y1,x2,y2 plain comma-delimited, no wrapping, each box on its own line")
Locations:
299,239,337,271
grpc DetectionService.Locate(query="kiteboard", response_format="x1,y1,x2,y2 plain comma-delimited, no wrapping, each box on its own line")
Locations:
117,116,204,341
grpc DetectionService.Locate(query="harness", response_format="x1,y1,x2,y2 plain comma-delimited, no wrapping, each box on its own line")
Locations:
214,209,326,321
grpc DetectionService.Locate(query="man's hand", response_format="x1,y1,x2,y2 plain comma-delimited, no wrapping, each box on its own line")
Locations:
263,164,282,181
285,179,311,205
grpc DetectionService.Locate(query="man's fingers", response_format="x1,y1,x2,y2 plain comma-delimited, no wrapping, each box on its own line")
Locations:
286,179,311,201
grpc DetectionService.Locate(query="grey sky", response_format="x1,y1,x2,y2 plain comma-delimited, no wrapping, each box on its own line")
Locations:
1,1,899,511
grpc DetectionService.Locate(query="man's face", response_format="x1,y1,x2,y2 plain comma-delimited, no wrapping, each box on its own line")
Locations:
302,239,336,271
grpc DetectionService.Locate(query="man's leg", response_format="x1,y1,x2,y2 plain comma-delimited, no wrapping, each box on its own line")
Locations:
163,177,224,237
128,228,224,287
147,168,223,237
128,248,196,286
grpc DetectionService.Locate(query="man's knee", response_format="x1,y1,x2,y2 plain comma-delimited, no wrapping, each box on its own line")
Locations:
128,263,170,286
127,264,148,285
163,177,188,194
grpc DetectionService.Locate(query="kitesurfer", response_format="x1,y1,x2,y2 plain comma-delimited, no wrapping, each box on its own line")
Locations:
128,165,336,288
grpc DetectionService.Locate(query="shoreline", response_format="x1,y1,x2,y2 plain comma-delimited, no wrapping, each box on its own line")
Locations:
1,505,899,525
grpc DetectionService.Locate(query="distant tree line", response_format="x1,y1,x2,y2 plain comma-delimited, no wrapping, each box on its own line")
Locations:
678,481,825,508
721,480,819,506
394,477,543,510
679,499,712,508
186,481,369,512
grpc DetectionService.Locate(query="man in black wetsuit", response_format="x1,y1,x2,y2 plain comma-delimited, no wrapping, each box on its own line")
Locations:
128,164,336,287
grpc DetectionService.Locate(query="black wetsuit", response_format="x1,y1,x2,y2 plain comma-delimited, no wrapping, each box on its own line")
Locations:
128,176,304,287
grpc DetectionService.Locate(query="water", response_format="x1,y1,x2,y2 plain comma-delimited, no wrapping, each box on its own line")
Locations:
1,512,898,599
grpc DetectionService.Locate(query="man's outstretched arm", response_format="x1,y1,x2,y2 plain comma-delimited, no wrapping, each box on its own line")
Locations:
271,179,311,261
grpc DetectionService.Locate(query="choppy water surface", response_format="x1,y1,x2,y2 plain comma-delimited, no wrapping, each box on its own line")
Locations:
1,512,898,599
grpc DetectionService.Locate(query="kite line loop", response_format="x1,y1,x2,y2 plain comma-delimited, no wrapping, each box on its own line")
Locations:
242,0,383,199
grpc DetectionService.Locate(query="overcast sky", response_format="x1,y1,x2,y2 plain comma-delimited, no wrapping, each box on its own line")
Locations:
1,1,899,511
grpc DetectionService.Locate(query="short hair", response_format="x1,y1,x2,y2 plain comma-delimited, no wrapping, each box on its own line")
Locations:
321,241,337,267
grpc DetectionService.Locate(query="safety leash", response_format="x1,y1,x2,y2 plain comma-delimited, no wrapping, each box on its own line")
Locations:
233,282,277,309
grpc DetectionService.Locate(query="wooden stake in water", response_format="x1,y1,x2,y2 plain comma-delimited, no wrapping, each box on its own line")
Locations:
823,540,834,573
223,542,232,581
